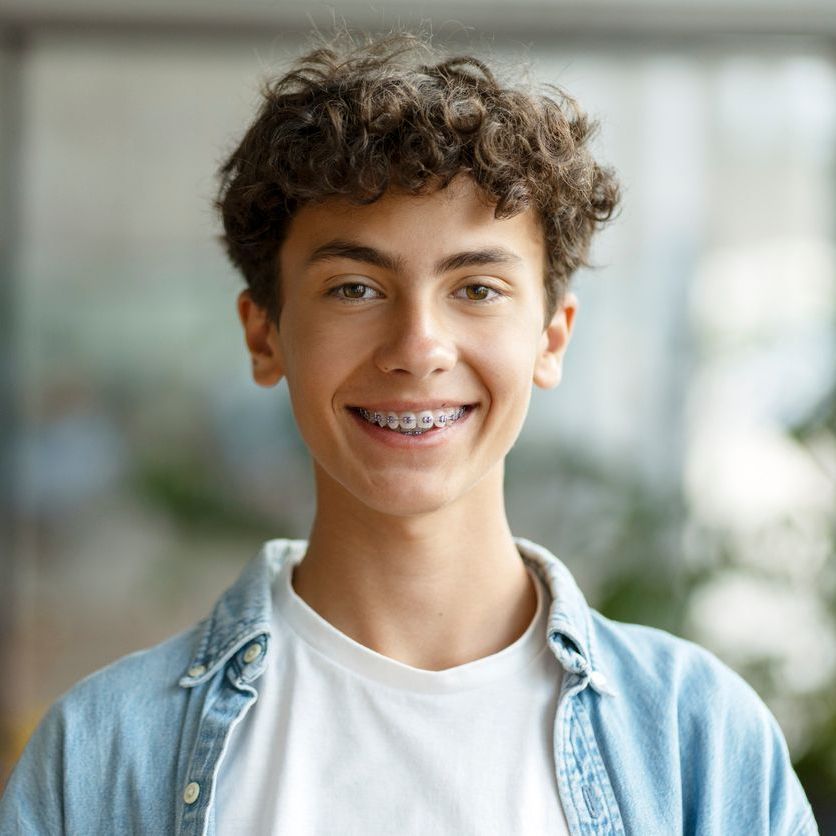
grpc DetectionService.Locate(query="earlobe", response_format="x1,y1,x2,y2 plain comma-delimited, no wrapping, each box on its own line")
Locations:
533,292,578,390
236,290,284,387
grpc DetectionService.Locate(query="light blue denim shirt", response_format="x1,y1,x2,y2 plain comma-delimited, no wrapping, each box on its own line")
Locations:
0,537,819,835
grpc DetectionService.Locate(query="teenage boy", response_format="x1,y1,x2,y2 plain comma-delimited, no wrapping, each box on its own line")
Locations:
0,32,818,836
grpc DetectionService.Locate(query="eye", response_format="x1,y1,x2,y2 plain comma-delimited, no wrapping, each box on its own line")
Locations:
329,282,381,301
455,283,502,303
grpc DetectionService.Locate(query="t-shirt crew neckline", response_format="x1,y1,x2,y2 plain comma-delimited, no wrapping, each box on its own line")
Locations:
273,544,549,695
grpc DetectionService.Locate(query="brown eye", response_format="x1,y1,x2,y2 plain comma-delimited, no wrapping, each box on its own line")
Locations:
464,284,490,301
332,282,379,301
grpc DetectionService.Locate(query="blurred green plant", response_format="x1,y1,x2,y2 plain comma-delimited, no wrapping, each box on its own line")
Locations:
131,452,291,539
786,379,836,812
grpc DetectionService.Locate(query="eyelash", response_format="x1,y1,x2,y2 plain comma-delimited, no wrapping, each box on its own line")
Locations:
328,282,505,304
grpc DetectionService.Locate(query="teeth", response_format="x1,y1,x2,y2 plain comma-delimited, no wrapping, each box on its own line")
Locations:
357,407,466,434
399,412,417,430
418,410,434,429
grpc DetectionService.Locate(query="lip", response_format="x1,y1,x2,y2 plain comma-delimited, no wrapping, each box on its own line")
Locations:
347,404,475,448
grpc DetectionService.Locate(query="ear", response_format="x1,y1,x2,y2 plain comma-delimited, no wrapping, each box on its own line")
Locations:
236,290,284,387
533,292,578,390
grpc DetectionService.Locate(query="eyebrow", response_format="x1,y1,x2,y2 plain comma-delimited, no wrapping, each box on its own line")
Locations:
305,239,523,275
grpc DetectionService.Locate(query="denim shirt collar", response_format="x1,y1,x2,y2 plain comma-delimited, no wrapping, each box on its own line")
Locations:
514,537,616,694
177,540,291,689
178,537,616,697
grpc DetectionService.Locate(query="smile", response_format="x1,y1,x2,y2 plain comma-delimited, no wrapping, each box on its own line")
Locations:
353,406,468,435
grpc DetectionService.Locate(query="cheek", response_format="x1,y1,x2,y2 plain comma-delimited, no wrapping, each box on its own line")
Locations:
278,320,331,414
280,300,326,371
280,313,366,419
471,323,541,400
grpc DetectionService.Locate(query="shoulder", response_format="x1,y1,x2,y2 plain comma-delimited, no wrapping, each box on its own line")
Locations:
16,621,201,753
592,612,790,730
587,612,818,834
52,621,200,725
0,624,202,835
590,610,751,703
590,610,776,746
41,621,208,791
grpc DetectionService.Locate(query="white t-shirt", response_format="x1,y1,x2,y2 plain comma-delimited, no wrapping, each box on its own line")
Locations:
215,545,569,835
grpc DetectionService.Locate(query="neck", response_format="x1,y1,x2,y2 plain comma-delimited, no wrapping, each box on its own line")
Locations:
290,463,537,670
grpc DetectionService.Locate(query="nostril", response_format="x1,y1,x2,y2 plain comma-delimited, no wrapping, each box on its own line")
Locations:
374,345,457,377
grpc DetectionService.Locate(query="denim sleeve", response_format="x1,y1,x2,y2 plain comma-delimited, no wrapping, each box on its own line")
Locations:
0,703,65,836
683,652,818,836
759,707,820,836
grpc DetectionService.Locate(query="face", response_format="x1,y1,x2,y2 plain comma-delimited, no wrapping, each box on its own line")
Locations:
238,176,576,519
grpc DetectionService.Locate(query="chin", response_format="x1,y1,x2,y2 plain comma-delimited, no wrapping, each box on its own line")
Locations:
356,479,460,519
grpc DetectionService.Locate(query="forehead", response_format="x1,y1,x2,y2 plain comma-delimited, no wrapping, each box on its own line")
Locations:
280,176,546,271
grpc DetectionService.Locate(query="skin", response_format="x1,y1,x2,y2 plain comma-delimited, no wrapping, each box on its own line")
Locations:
238,175,577,670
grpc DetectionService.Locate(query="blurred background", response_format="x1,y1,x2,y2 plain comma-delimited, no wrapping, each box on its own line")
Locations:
1,0,834,826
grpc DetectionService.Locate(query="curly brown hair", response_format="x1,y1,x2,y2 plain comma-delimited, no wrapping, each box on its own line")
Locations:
217,31,619,324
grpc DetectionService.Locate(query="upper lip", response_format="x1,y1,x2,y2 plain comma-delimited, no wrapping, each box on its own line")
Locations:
349,401,474,412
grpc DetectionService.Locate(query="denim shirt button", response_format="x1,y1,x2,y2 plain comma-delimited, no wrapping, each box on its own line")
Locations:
187,664,206,678
183,782,200,805
588,670,608,691
242,643,262,664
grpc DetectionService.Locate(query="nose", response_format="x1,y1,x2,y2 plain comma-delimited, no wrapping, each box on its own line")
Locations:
372,298,457,378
